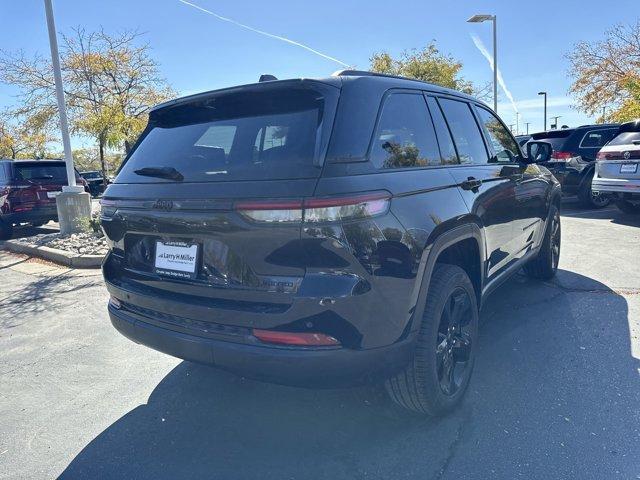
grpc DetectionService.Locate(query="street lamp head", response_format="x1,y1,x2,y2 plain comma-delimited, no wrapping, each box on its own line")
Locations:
467,14,494,23
538,91,547,96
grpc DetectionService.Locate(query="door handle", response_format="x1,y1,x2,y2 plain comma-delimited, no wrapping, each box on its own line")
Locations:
460,177,482,191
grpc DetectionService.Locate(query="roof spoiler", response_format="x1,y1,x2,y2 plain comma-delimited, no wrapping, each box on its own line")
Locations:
619,119,640,133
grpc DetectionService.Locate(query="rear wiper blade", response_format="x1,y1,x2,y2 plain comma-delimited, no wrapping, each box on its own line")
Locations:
29,175,54,179
133,166,184,181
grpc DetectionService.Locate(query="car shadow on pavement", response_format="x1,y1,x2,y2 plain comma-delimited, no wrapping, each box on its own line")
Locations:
8,223,58,240
59,270,639,480
560,203,640,226
0,269,102,328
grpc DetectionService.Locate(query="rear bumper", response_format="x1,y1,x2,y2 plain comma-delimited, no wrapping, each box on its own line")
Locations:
108,302,414,387
592,178,640,195
1,206,58,225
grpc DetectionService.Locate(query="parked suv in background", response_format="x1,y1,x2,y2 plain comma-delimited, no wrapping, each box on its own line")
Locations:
80,170,109,197
0,159,88,239
101,71,560,415
530,124,619,208
592,120,640,214
515,134,531,147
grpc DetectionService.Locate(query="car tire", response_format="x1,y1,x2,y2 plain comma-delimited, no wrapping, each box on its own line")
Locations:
615,199,640,215
524,205,560,280
385,264,478,416
0,220,14,240
578,173,610,209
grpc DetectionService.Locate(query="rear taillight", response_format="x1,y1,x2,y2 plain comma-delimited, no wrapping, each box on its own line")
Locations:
234,199,303,223
99,198,117,217
235,192,391,224
253,329,340,346
550,151,573,162
6,184,39,212
597,151,623,160
597,151,640,160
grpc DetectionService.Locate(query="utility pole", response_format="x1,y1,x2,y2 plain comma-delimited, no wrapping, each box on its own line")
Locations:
525,122,530,135
468,14,497,113
44,0,91,234
538,91,547,131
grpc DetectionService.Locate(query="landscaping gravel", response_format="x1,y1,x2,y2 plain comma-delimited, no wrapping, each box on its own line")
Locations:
11,231,109,256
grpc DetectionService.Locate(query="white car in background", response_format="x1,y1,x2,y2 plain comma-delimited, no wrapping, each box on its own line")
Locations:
592,120,640,214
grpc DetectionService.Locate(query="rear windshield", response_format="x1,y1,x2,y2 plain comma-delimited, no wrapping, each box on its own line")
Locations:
117,86,332,183
82,171,102,179
531,130,572,150
608,131,640,146
14,162,67,182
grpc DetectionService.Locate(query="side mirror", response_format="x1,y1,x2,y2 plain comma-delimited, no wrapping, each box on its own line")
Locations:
526,141,552,163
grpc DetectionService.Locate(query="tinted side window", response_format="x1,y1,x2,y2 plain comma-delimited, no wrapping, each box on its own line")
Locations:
580,129,618,148
370,93,440,169
475,106,520,162
426,96,459,165
438,98,489,165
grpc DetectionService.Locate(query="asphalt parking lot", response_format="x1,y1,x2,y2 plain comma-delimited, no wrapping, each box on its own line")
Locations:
1,200,639,480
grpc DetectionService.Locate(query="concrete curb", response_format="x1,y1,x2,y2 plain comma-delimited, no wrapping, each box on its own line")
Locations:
0,239,104,268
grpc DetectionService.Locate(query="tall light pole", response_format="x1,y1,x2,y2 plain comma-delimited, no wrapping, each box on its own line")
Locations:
515,112,520,135
550,116,561,130
44,0,76,190
44,0,91,234
468,14,497,113
525,122,530,135
538,91,547,131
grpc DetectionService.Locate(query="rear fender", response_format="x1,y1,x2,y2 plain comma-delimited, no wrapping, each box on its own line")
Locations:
407,222,485,335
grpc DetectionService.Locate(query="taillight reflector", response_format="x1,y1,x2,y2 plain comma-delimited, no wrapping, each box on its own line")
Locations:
253,329,340,346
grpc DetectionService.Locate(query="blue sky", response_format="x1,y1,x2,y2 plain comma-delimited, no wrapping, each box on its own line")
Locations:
1,0,637,147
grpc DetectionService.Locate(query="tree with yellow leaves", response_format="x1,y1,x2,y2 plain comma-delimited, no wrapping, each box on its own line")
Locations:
0,28,175,183
567,21,640,123
0,111,52,159
370,42,489,99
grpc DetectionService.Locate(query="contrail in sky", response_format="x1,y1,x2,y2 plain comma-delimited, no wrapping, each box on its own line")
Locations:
177,0,350,67
470,34,518,114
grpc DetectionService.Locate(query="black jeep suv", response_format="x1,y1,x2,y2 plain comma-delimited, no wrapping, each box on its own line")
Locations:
102,71,560,415
530,124,619,208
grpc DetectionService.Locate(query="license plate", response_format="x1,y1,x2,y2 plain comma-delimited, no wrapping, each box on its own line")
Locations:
154,241,199,279
620,163,638,174
47,191,60,198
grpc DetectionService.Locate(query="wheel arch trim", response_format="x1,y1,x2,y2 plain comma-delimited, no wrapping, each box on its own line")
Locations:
407,223,485,334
